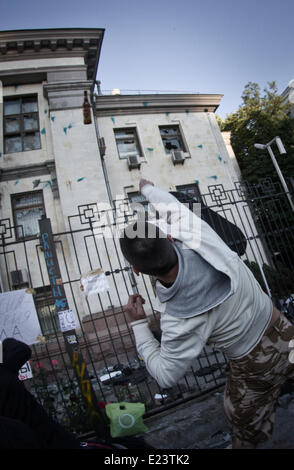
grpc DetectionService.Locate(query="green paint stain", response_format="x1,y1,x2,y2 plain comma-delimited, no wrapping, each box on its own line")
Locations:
217,155,222,161
63,127,68,134
147,147,154,151
14,180,19,185
40,128,46,135
165,112,170,117
111,117,115,124
51,116,55,122
208,175,218,180
77,177,85,182
197,144,203,149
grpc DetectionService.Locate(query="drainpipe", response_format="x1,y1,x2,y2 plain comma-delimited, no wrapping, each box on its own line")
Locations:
91,83,138,294
91,83,114,210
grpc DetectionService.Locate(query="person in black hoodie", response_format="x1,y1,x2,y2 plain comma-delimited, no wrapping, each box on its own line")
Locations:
0,337,80,449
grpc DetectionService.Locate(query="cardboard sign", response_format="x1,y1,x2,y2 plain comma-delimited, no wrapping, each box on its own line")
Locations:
0,289,42,345
80,269,110,296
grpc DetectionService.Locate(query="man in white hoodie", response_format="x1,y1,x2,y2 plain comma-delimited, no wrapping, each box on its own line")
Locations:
120,179,294,449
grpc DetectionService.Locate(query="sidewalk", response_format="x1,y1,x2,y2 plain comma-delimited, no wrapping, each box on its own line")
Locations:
143,387,294,449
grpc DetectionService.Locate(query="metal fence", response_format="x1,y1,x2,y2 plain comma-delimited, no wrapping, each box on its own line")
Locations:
0,178,294,435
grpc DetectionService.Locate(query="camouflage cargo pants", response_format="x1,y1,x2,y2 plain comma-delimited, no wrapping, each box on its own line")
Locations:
223,313,294,447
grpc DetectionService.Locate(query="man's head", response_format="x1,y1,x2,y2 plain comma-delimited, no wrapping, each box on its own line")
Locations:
119,221,178,277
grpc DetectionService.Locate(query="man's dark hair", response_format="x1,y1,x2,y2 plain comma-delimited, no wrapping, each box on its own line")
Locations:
119,221,178,276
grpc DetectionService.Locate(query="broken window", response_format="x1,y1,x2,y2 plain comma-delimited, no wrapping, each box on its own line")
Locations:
128,191,148,213
34,286,61,336
4,95,41,153
159,125,186,154
176,183,202,203
114,128,142,159
12,191,46,240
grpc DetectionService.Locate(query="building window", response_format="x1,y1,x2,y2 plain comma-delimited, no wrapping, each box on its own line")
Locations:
12,191,45,240
176,183,202,202
159,125,186,154
128,191,148,215
3,95,41,154
128,191,148,207
114,128,142,159
35,286,60,336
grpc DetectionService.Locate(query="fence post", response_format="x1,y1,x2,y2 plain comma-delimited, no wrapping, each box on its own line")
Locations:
39,216,108,437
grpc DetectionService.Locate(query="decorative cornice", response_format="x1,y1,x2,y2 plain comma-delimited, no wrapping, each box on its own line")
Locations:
95,93,223,117
43,80,93,97
0,28,104,81
0,160,59,199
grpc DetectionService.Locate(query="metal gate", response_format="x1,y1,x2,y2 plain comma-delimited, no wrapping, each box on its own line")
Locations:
0,178,293,435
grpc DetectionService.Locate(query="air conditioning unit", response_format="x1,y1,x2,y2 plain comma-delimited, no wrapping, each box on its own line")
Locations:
127,155,141,170
10,269,29,287
171,150,185,165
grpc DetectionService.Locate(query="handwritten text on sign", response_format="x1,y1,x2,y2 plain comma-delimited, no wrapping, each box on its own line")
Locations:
58,309,78,332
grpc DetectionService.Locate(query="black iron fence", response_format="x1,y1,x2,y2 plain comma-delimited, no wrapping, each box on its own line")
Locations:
0,178,294,435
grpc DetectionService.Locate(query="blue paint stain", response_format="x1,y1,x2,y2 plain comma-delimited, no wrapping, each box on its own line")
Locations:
40,128,46,135
185,109,190,114
147,147,154,151
77,177,85,182
208,175,218,180
142,102,148,107
217,155,222,161
51,116,55,122
44,181,51,188
194,180,199,184
63,123,73,134
44,109,48,114
111,117,115,124
197,144,203,149
165,112,170,117
14,180,19,185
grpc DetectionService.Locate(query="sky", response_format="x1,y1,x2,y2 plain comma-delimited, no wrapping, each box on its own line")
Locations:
0,0,293,118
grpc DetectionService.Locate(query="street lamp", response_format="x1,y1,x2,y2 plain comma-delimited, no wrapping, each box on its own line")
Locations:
254,136,294,212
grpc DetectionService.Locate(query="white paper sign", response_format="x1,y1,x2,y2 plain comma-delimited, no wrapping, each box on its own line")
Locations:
18,361,33,381
0,289,42,345
58,309,78,332
80,269,110,296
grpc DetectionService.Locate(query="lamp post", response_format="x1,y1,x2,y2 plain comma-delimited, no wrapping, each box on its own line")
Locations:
254,136,294,213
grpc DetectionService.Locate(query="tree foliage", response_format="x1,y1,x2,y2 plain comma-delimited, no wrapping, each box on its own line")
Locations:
218,81,294,184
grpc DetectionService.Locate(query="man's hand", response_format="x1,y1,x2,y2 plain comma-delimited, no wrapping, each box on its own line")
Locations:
125,294,147,322
139,179,154,193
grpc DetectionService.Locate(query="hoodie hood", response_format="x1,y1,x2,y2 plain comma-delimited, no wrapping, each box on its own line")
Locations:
2,338,32,374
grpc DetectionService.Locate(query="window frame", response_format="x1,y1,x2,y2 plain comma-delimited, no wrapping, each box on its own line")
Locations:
127,190,148,213
34,286,61,336
159,124,187,155
114,127,142,160
11,190,46,240
176,183,202,203
3,94,41,154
